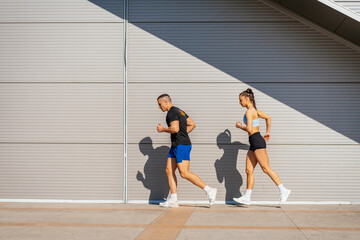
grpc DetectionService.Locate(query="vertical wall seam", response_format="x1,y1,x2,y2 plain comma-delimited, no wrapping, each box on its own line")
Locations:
123,0,129,203
334,16,347,32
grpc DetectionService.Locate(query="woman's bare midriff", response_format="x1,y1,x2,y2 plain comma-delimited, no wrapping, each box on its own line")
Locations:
248,126,260,136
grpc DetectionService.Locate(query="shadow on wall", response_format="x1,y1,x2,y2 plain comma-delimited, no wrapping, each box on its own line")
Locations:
215,129,247,204
137,137,169,203
89,0,124,19
89,0,360,143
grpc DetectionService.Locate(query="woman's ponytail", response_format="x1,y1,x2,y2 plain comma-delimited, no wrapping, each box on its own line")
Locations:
240,88,257,109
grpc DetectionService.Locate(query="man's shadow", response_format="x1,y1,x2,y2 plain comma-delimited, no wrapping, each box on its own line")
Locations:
214,129,248,204
136,137,170,204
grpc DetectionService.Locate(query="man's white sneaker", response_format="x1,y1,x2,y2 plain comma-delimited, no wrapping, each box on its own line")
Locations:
280,189,291,204
207,188,217,207
233,196,251,205
159,198,179,208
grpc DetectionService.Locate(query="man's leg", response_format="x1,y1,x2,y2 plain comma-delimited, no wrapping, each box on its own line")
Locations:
160,157,179,208
177,160,217,206
177,160,206,189
165,157,178,193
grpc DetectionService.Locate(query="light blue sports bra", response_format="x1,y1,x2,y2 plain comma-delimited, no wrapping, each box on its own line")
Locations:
243,114,259,127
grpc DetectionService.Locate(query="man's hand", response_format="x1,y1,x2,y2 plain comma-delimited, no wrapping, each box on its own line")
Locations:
157,124,165,133
235,121,243,129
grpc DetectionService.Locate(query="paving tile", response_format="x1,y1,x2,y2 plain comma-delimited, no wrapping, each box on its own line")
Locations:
177,229,307,240
284,211,360,228
281,204,360,212
0,226,144,240
49,209,163,225
0,209,65,223
185,211,295,227
302,230,360,240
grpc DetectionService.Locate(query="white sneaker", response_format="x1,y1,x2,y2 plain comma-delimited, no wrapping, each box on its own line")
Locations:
280,189,291,204
233,196,251,205
207,188,217,207
159,198,179,208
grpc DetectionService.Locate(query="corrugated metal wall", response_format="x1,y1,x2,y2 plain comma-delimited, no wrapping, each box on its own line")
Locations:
127,0,360,203
334,0,360,14
0,0,359,203
0,0,124,201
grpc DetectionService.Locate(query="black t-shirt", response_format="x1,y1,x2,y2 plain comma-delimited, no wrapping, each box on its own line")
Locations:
166,106,192,148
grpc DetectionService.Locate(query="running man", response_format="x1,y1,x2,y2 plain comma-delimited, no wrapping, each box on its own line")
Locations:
233,88,291,205
157,94,217,207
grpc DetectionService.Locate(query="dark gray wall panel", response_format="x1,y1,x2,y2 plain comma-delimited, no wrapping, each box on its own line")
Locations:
279,0,346,31
129,0,292,22
336,17,360,45
128,23,360,83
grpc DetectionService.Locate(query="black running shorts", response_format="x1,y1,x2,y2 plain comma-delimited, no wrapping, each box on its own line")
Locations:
249,132,266,152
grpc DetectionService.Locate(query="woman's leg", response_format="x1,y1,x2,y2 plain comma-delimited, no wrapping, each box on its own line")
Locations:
246,150,258,190
253,149,281,186
233,150,257,204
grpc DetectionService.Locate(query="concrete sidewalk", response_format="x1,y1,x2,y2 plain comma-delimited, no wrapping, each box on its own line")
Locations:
0,202,359,240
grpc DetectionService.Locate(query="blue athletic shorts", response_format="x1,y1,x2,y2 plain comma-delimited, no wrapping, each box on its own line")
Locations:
167,144,192,163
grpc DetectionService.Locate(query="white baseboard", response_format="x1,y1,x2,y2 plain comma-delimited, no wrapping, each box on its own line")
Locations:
0,199,124,204
0,199,355,205
127,200,353,205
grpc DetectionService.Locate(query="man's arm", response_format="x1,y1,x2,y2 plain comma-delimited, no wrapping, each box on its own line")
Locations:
187,117,196,133
157,121,179,133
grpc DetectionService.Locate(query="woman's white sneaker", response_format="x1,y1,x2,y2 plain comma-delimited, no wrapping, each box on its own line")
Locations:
159,198,179,208
233,196,251,205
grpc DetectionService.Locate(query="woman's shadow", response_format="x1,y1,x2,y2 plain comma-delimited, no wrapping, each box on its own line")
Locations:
214,129,248,204
136,137,170,204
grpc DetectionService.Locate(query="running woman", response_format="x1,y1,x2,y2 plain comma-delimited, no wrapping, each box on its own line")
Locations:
157,94,217,207
233,88,291,205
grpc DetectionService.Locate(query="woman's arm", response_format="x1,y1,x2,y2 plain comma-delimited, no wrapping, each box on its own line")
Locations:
257,110,271,140
236,110,253,133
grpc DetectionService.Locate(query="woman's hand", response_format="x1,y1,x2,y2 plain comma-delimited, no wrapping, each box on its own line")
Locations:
236,121,243,129
264,133,270,141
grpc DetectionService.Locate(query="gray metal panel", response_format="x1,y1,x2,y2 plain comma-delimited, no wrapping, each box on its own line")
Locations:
336,17,360,45
269,0,360,46
128,83,360,146
0,24,123,83
279,0,346,31
128,143,360,202
0,84,123,143
129,0,292,22
128,23,360,83
0,1,124,202
0,0,124,22
334,0,360,14
0,144,123,200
